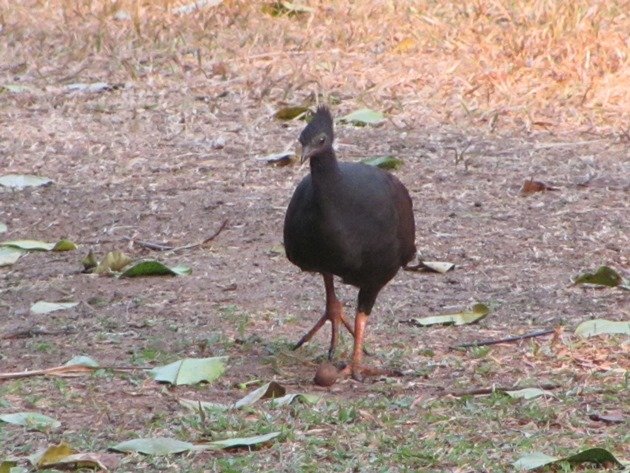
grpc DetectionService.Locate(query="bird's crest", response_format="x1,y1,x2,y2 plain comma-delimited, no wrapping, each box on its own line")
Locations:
300,106,334,146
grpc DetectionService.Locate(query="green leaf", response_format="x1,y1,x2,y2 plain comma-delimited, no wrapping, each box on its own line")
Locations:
120,260,191,278
262,1,314,16
179,399,230,412
575,319,630,338
0,222,6,233
207,432,281,449
0,460,18,473
94,251,133,274
0,174,52,189
274,106,310,120
409,303,489,327
28,442,74,467
505,388,555,400
1,84,33,94
30,301,79,315
64,355,100,368
233,381,286,409
0,247,23,266
574,266,622,287
340,108,385,125
150,357,227,385
269,393,321,407
513,447,623,470
110,437,194,455
513,452,558,470
0,240,54,251
361,156,404,170
0,412,61,431
52,239,77,251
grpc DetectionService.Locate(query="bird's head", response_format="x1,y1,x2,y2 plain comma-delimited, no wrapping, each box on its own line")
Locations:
299,106,334,163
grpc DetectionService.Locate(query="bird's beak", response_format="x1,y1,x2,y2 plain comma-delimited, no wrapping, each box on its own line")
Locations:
300,144,312,164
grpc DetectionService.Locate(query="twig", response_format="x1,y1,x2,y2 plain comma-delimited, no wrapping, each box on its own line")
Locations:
122,237,174,251
0,364,153,381
2,325,77,340
168,219,228,252
449,382,559,397
451,329,555,349
122,219,229,253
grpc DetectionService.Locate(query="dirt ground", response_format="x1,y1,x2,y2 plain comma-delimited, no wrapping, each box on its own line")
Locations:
1,2,629,471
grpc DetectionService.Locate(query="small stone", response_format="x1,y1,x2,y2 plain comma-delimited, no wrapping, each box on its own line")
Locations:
314,362,338,387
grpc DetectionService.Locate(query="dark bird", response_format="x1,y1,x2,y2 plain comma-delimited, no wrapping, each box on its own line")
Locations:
283,106,416,380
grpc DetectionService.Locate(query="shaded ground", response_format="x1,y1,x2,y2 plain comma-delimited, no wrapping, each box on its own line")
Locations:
1,1,629,471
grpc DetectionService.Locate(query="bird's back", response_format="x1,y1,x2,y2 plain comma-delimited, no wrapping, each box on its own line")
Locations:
284,162,416,288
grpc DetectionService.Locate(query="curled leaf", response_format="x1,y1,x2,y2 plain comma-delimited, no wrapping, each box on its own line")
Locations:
120,260,191,277
574,266,623,287
274,106,310,120
361,156,404,170
406,303,489,327
94,251,133,274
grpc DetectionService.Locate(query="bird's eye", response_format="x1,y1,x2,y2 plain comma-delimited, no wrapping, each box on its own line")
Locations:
318,135,326,144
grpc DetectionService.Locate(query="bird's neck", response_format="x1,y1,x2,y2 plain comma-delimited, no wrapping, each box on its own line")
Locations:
309,147,340,179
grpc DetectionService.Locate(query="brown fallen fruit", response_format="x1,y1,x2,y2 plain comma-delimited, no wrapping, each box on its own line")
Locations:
314,362,339,387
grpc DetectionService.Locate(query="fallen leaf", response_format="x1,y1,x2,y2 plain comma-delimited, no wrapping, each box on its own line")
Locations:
513,447,623,470
404,261,455,274
274,106,310,120
361,156,404,170
262,1,314,16
0,247,23,266
207,432,281,449
0,174,52,189
406,303,489,327
111,437,195,455
520,179,558,195
30,301,79,315
257,151,295,166
52,239,77,251
269,393,321,407
339,108,385,126
179,398,230,412
120,260,191,277
64,355,100,368
0,240,55,251
173,0,223,15
94,251,133,274
589,411,624,424
150,357,227,385
574,319,629,338
0,412,61,431
505,388,555,400
233,381,286,408
64,82,117,93
574,266,624,287
0,222,6,233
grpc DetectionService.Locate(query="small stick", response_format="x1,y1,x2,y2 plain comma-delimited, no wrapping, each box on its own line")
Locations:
122,219,229,253
122,237,174,251
449,382,559,397
451,329,555,349
2,326,77,340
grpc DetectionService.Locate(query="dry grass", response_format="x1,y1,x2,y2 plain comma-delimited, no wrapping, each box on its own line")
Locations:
1,0,628,133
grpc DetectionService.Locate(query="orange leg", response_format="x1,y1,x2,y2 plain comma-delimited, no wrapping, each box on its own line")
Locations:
341,311,400,381
293,273,358,359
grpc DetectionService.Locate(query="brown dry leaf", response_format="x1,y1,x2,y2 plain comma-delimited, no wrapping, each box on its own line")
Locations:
520,179,559,195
